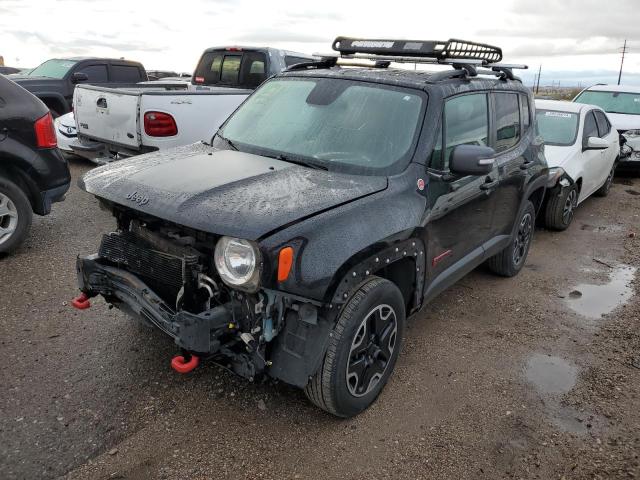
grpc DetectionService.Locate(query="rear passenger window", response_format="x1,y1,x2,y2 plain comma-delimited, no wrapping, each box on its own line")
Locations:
439,93,489,171
594,110,611,137
239,51,267,88
494,93,520,152
111,65,143,82
76,64,108,83
583,111,599,145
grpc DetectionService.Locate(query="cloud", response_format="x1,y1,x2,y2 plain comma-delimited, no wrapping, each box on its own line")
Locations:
232,29,329,44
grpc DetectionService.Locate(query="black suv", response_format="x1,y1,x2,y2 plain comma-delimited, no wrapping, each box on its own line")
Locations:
74,38,547,417
11,57,147,117
0,75,71,253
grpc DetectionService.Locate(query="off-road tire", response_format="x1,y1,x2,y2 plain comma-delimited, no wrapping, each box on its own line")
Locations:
594,164,615,197
304,276,405,418
0,177,32,254
487,200,535,277
544,184,578,231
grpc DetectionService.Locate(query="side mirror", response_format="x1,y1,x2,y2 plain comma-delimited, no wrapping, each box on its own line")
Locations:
71,72,88,84
584,136,609,150
449,145,496,176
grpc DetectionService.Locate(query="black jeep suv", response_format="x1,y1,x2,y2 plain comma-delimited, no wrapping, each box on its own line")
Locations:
74,38,547,417
0,75,71,253
11,57,147,117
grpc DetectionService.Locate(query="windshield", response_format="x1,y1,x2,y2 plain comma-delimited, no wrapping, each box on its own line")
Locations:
28,59,78,79
574,90,640,116
535,110,579,146
218,77,425,174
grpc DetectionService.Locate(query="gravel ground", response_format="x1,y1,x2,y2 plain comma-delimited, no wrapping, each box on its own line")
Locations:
1,158,638,480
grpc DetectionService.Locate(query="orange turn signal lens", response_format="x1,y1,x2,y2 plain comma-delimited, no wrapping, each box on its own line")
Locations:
277,246,294,282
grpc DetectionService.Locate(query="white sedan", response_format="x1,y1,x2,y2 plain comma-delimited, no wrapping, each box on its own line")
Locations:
535,100,619,230
54,112,77,155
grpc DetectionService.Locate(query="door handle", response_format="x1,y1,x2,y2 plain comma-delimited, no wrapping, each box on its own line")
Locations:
520,161,535,170
480,179,499,191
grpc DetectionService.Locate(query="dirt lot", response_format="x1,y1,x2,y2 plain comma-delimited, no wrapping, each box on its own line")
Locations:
1,158,638,480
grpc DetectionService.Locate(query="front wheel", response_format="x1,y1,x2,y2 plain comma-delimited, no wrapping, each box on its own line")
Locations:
305,277,405,417
486,200,535,277
544,184,578,231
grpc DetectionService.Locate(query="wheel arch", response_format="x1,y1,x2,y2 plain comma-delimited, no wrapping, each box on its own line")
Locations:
38,94,68,116
326,236,426,315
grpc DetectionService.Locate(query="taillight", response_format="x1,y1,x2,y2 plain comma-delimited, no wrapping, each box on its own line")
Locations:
144,111,178,137
34,112,57,148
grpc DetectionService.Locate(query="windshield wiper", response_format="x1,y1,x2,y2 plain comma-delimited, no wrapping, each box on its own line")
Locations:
271,153,328,171
215,132,238,151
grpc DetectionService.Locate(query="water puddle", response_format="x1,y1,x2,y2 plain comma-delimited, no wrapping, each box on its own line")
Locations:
525,354,577,395
524,354,599,434
565,265,636,320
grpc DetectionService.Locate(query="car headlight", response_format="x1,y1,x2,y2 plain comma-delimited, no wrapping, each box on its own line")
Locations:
547,167,565,188
214,236,260,291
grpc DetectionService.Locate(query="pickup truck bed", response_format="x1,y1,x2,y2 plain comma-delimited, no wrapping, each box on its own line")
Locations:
72,83,250,161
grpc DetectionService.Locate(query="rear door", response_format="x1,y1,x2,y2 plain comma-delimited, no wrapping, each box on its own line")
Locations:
74,86,141,148
580,110,602,199
487,92,529,240
593,109,618,181
423,92,496,295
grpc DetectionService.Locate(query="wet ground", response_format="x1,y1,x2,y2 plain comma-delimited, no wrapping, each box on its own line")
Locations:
1,158,638,479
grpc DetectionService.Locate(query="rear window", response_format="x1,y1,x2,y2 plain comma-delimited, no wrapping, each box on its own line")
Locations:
194,50,267,88
535,110,579,146
111,65,144,82
574,90,640,116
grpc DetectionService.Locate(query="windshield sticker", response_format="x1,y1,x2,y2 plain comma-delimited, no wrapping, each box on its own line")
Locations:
634,98,640,102
545,111,572,118
61,62,75,68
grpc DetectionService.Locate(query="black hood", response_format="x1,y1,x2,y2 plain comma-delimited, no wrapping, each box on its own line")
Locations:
10,76,60,90
80,144,388,240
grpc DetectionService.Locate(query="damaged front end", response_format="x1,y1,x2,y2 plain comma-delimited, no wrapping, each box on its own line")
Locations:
75,206,332,387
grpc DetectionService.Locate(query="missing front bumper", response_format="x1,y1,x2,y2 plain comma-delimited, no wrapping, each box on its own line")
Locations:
76,254,233,354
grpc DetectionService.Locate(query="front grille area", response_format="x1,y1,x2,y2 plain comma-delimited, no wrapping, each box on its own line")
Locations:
99,232,198,302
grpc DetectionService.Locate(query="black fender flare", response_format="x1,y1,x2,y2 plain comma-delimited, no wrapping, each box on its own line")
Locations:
37,92,69,114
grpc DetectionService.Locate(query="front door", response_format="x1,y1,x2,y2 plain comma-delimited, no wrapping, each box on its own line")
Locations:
422,92,496,300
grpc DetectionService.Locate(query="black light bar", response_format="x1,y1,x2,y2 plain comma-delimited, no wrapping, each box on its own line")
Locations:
332,36,503,64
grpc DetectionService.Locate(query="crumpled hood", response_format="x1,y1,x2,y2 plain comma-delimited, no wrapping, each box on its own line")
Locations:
607,112,640,132
80,144,388,240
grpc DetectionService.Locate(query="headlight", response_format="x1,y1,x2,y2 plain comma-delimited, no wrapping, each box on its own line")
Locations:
214,236,260,291
547,167,565,188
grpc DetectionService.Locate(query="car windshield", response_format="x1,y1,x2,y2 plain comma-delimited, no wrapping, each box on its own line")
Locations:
574,90,640,116
218,77,425,175
28,59,78,79
535,110,579,146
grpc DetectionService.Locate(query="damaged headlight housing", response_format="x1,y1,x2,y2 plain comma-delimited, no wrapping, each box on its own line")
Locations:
214,236,260,291
546,167,565,188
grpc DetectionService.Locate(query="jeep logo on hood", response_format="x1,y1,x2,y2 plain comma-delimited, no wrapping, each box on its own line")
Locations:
126,191,149,206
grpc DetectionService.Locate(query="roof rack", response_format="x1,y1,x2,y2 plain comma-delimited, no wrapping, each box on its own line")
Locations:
333,36,503,64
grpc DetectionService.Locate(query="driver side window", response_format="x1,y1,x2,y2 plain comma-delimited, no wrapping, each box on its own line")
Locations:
582,111,598,148
430,93,489,171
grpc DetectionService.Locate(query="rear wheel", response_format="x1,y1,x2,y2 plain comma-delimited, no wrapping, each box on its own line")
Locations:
544,184,578,231
594,164,615,197
487,200,535,277
305,276,405,417
0,178,32,254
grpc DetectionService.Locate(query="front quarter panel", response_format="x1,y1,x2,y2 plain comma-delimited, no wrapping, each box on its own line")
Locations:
259,163,427,302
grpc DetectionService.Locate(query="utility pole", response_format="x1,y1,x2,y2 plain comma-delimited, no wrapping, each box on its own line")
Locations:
535,64,542,94
618,39,628,85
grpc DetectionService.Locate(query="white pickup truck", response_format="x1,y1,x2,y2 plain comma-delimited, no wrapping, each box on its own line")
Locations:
70,47,315,162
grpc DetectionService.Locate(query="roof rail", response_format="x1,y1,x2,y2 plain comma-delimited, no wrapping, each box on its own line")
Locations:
333,36,503,64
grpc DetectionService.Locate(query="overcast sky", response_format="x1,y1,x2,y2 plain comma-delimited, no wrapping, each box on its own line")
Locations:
1,0,638,86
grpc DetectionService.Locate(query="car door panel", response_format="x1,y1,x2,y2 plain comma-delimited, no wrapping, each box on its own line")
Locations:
580,111,601,201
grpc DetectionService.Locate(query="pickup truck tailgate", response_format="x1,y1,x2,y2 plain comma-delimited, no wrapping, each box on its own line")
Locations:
75,86,140,149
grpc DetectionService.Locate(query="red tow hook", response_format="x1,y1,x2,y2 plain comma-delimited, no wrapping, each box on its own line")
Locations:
171,353,199,374
71,292,91,310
